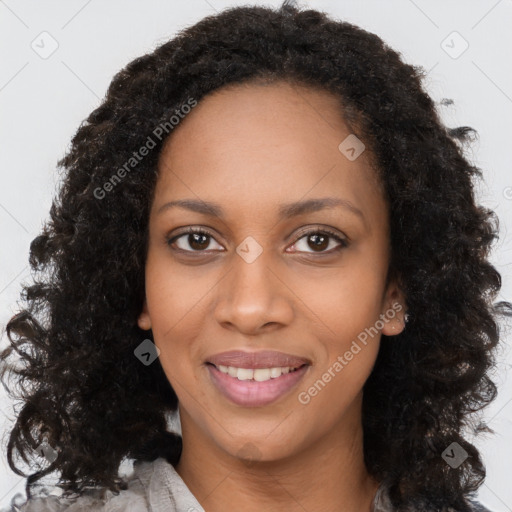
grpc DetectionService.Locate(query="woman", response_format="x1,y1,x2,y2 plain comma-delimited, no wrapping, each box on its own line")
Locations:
1,1,509,510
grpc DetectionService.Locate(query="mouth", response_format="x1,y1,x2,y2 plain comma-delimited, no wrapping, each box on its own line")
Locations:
205,350,311,407
209,363,305,381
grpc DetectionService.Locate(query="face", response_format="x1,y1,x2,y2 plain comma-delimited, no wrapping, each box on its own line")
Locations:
138,81,405,464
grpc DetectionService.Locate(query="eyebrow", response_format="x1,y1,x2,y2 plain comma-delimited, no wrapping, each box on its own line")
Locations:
157,197,366,223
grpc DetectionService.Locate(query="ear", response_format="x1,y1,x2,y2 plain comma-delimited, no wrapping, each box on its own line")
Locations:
137,299,152,330
380,279,407,337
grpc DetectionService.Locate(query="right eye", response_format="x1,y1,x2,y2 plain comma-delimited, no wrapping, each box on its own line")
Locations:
166,227,225,253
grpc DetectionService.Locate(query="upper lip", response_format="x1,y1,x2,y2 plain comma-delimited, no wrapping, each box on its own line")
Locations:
206,350,311,369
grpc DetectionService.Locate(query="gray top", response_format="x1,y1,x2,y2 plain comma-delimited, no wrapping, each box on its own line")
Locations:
8,457,491,512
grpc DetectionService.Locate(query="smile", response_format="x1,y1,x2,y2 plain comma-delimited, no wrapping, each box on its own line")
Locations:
206,359,309,407
214,364,301,381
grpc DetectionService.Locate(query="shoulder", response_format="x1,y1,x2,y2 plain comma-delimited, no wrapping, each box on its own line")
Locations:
2,458,201,512
10,489,148,512
5,479,148,512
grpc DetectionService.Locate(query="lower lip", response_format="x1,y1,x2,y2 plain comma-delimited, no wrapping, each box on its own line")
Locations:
207,364,309,407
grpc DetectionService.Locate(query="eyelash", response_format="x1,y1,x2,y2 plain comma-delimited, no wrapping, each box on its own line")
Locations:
166,226,348,255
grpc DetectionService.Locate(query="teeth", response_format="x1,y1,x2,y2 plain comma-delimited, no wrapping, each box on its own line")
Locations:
237,368,254,380
215,365,299,381
270,367,282,378
253,368,271,382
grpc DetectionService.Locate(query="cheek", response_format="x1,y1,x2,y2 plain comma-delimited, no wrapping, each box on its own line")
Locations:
292,255,387,343
292,255,386,402
143,259,212,386
144,249,216,339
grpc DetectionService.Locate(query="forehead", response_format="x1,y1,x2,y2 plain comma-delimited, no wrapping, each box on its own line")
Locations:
161,80,356,165
153,81,385,223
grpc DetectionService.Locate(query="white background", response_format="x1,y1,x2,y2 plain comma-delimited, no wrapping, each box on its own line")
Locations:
1,0,511,510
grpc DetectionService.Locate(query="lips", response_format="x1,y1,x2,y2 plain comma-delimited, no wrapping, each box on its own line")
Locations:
207,350,310,369
207,364,309,407
205,350,311,407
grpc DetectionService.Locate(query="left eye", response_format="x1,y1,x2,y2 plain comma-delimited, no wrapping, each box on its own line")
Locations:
288,230,348,254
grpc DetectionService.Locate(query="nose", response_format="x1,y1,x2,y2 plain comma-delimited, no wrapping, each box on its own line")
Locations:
213,250,294,336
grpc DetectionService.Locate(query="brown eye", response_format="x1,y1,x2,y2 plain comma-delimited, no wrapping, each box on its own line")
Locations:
167,228,224,252
185,232,211,251
306,233,329,251
289,229,348,254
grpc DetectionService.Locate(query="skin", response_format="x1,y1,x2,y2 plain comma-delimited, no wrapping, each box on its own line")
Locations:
138,80,406,512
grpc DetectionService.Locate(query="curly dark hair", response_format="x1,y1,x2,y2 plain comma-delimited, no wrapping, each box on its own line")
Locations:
1,1,510,511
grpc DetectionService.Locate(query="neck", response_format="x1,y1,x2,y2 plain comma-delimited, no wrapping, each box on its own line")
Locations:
175,398,379,512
